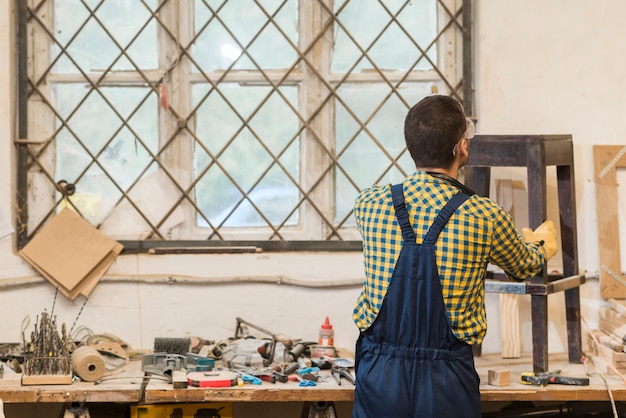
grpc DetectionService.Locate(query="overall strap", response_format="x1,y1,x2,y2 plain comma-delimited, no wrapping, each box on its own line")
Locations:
422,192,469,246
391,183,416,242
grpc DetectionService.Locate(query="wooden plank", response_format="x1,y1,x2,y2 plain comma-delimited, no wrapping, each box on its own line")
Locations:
500,293,520,358
589,354,626,375
21,374,73,385
496,179,521,359
597,344,626,367
598,307,626,340
0,374,21,388
598,317,626,345
592,329,624,352
601,306,626,326
594,146,626,298
609,298,626,316
487,369,511,386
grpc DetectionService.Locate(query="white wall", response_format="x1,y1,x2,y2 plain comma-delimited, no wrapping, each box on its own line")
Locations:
0,0,620,356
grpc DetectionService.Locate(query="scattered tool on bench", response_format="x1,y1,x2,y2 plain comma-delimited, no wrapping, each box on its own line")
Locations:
187,370,238,388
231,317,297,368
520,370,589,386
234,370,262,385
331,365,355,386
297,376,317,387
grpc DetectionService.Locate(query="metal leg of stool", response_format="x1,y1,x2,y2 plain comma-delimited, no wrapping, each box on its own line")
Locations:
565,287,583,363
526,148,550,373
63,402,91,418
557,164,583,364
303,401,337,418
531,294,549,373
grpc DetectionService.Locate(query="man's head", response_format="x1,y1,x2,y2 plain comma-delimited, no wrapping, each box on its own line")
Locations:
404,95,472,170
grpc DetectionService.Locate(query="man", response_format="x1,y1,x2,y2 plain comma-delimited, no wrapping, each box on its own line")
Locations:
352,95,557,417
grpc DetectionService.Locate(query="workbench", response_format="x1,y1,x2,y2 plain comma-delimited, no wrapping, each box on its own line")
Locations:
0,353,624,412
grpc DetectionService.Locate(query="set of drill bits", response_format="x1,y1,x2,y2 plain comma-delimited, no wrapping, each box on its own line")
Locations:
22,310,71,378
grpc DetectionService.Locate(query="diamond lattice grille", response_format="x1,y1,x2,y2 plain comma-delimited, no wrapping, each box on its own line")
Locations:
17,0,470,250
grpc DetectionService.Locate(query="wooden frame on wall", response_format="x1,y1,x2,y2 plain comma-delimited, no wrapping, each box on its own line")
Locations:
594,145,626,298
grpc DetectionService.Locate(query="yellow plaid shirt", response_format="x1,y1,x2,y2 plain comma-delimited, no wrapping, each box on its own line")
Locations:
353,171,545,345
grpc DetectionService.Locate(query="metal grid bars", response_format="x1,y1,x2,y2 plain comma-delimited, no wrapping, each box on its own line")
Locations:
16,0,471,251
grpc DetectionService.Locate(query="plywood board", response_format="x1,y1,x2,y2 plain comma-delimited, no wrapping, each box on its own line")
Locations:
594,146,626,298
19,208,122,299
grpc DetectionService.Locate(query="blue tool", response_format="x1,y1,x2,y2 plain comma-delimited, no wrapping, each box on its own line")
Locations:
297,367,320,375
298,378,316,387
236,371,262,385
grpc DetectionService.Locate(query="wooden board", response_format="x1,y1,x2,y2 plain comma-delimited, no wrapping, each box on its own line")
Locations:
18,208,122,299
594,145,626,298
487,369,511,386
21,374,73,386
0,373,21,387
496,179,521,358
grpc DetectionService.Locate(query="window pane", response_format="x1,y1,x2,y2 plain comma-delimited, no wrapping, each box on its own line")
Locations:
192,83,300,227
331,0,437,73
52,0,158,73
55,84,158,224
334,83,434,225
194,0,298,71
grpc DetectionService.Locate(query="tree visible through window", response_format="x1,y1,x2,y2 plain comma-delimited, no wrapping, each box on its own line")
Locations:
17,0,470,250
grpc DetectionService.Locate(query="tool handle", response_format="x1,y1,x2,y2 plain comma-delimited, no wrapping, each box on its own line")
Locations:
521,372,589,386
242,373,262,385
272,371,288,383
521,374,548,385
298,366,320,375
551,375,589,386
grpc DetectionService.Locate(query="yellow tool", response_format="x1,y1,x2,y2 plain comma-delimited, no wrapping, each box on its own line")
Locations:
520,370,589,386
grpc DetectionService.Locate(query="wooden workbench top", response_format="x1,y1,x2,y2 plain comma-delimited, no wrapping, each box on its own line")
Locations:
0,353,624,404
0,360,355,404
475,352,626,402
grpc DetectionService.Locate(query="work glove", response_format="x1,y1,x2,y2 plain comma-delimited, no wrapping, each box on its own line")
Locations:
521,220,558,261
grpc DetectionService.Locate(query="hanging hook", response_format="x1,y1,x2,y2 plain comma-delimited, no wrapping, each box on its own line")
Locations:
56,180,76,196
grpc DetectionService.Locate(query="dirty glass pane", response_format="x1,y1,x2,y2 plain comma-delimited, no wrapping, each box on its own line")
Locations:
332,0,437,72
193,0,298,71
333,82,434,225
192,83,300,227
54,84,158,225
52,0,158,73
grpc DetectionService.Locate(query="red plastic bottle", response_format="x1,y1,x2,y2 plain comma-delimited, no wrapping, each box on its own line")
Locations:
318,316,335,347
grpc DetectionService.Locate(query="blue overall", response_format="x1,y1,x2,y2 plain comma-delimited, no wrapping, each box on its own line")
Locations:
353,185,481,418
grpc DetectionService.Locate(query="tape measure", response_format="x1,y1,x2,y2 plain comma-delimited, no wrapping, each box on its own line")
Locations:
187,371,238,388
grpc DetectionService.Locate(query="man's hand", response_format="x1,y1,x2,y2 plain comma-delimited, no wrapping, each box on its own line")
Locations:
521,220,558,260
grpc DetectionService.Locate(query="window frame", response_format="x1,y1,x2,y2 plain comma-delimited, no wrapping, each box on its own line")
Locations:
15,0,473,252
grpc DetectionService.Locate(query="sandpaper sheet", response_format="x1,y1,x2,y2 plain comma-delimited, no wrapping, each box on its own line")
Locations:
19,208,123,299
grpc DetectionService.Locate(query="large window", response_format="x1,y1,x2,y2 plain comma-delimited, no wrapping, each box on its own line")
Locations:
17,0,471,250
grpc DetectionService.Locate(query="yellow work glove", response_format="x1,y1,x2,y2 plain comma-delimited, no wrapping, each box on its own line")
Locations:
521,220,558,261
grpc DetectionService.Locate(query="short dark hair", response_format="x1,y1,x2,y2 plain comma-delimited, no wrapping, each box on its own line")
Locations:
404,95,467,169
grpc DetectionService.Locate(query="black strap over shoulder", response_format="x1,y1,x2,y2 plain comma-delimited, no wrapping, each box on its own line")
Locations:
391,183,416,242
422,192,469,246
391,183,469,245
